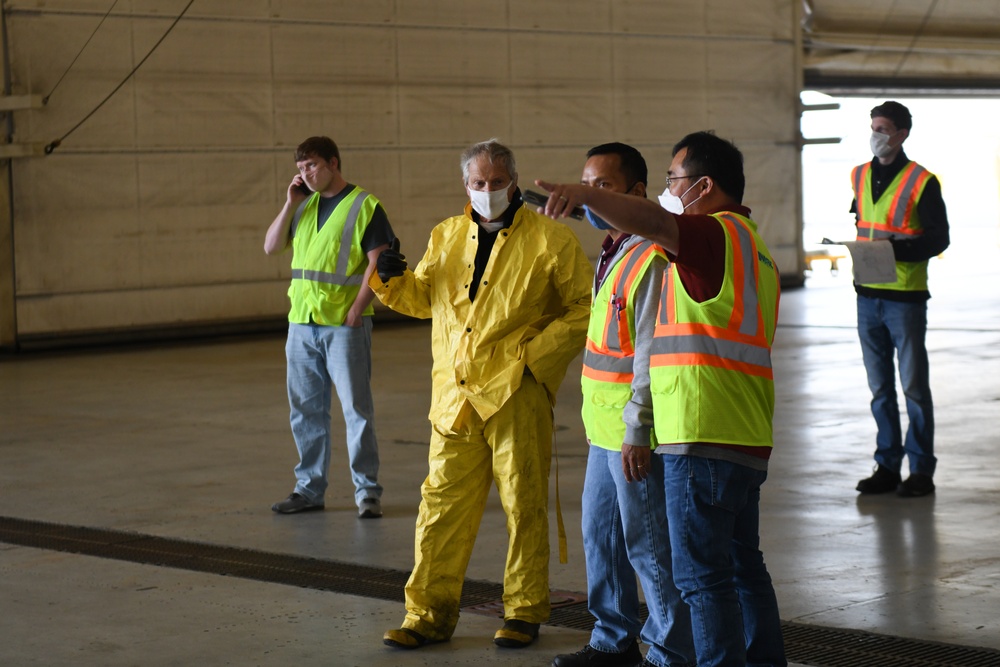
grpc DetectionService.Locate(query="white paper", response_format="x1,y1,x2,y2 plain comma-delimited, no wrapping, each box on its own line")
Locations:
823,240,897,284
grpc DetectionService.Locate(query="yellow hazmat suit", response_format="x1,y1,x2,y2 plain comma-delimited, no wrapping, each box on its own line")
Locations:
370,200,591,640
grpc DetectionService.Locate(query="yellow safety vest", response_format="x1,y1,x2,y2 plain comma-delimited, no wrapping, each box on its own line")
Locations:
581,241,665,450
851,161,933,291
649,212,779,448
288,186,379,325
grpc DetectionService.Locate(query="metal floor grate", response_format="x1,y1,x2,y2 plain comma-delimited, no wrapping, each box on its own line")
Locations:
2,516,998,667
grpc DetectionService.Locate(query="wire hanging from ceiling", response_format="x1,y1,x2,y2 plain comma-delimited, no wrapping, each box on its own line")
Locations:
44,0,197,155
890,0,940,81
42,0,121,106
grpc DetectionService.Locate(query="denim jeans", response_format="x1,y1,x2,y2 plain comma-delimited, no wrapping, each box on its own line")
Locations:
582,446,695,667
856,295,936,476
285,320,381,505
661,454,786,667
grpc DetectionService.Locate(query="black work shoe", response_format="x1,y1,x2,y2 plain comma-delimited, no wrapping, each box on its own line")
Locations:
494,619,540,648
271,493,324,514
552,639,642,666
898,473,935,497
856,465,901,494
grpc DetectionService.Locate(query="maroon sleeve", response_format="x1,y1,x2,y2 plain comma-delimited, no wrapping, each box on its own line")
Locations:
669,214,727,303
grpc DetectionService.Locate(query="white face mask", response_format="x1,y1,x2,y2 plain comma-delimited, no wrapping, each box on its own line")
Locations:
870,131,896,158
468,185,511,221
657,178,704,215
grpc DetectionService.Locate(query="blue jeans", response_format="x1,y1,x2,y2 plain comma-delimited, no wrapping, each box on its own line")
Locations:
285,320,381,505
857,296,936,476
661,454,785,667
582,447,695,667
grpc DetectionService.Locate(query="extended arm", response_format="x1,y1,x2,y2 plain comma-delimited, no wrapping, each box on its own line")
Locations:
535,180,681,254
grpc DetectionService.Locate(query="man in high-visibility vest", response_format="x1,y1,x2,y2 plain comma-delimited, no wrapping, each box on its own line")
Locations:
264,136,393,518
552,143,694,667
536,131,786,667
850,101,950,498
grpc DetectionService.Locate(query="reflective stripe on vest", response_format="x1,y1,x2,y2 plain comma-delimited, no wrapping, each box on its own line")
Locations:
290,192,370,287
651,213,772,380
582,241,659,384
853,162,931,241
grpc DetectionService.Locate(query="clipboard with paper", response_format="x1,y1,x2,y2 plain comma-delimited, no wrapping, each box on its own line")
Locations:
820,238,897,284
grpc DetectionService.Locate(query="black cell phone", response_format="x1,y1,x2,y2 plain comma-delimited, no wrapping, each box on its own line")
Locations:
523,189,585,220
296,180,311,196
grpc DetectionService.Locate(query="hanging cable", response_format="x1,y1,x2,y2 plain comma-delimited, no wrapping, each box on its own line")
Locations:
890,0,940,80
44,0,197,155
42,0,121,106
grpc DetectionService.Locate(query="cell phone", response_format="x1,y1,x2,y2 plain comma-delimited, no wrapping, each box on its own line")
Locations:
523,189,585,220
295,180,311,196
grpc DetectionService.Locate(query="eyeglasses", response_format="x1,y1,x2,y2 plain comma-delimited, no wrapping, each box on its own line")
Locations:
664,174,705,188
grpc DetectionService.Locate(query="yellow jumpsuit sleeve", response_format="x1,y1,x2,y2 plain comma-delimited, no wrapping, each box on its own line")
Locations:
368,236,438,320
522,224,593,401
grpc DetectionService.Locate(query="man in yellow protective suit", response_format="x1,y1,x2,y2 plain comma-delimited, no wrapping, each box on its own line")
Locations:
373,139,592,650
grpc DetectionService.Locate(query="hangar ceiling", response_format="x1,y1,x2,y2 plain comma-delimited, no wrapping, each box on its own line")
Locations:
803,0,1000,95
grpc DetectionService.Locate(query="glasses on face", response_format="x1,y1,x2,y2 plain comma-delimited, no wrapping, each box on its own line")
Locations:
664,174,705,188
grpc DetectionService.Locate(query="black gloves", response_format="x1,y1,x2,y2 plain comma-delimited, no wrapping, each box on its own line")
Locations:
377,238,407,283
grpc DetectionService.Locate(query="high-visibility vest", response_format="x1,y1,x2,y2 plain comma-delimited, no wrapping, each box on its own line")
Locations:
581,240,665,450
649,212,779,448
851,161,934,291
288,186,379,325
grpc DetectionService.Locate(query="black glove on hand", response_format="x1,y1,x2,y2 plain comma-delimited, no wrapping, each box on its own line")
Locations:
377,238,407,283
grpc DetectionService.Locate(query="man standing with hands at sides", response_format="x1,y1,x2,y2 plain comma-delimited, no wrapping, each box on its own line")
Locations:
851,101,949,498
372,139,591,651
264,136,393,519
537,131,786,667
552,142,693,667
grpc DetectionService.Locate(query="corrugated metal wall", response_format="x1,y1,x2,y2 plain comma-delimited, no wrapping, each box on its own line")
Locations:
0,0,802,346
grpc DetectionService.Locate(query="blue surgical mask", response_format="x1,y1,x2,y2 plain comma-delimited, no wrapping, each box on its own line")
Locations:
584,205,613,230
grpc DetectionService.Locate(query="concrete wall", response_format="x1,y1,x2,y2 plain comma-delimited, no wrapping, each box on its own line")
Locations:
1,0,801,344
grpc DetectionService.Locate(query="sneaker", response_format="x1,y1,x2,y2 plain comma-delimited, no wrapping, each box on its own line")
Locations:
494,619,540,648
856,465,901,494
358,497,382,519
383,627,437,649
271,492,324,514
898,473,935,497
552,639,642,666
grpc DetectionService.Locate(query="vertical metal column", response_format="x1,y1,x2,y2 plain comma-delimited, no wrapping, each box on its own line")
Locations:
0,5,17,351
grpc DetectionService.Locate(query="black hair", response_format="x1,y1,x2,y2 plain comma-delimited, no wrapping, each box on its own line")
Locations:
585,142,648,187
870,101,912,131
672,131,745,203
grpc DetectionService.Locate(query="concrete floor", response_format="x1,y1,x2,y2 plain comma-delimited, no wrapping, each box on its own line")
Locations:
2,239,999,667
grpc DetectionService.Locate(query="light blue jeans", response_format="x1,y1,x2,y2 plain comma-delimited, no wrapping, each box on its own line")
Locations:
285,320,381,505
582,446,695,667
662,454,786,667
856,295,936,476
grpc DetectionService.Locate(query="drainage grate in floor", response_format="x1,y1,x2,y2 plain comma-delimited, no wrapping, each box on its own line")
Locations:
2,516,998,667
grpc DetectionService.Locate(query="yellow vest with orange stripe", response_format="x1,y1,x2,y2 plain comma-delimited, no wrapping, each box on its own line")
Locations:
851,161,933,291
581,240,665,450
650,212,779,449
